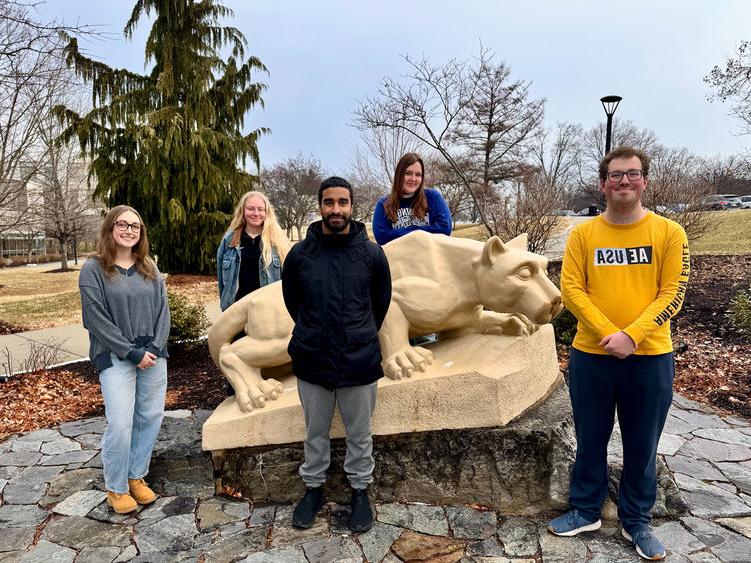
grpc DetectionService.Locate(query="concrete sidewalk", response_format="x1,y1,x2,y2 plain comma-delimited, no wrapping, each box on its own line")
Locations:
0,300,222,377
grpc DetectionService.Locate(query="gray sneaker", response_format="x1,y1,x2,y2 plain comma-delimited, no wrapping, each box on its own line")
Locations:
622,528,666,560
547,510,601,536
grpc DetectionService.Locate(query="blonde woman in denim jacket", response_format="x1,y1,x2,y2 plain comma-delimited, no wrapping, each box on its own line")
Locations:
217,191,291,311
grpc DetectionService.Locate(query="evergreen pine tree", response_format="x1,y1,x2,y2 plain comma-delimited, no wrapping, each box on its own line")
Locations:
54,0,267,273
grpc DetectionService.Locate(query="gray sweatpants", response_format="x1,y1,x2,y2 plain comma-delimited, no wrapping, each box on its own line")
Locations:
296,379,378,490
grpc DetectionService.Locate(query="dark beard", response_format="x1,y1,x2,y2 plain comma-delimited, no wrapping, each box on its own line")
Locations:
322,214,350,233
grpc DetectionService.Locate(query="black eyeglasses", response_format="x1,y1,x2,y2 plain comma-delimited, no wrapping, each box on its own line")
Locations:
114,220,142,233
607,169,644,182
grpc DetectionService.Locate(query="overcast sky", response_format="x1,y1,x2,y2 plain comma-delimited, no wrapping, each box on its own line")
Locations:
36,0,751,173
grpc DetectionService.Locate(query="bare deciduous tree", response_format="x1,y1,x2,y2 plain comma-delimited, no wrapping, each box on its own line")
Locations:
351,178,382,225
531,121,582,208
354,126,419,190
706,41,751,135
348,145,387,223
645,145,713,241
428,155,473,226
0,1,98,61
697,154,748,194
485,165,562,254
37,113,97,270
262,154,323,240
0,8,65,234
448,50,545,199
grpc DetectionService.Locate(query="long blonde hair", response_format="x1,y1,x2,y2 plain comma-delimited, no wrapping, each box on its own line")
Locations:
228,191,291,271
95,205,157,279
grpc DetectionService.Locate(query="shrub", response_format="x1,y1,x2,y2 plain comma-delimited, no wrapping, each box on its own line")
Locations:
168,290,209,345
728,286,751,339
552,307,578,346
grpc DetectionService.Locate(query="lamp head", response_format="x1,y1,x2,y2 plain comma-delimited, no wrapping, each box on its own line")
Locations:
600,95,622,116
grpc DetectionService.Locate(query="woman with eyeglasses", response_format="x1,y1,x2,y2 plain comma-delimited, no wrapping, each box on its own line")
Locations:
78,205,170,515
372,152,452,246
217,191,292,312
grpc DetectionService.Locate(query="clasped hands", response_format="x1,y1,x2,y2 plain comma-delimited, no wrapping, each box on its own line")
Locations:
599,331,637,359
137,351,158,369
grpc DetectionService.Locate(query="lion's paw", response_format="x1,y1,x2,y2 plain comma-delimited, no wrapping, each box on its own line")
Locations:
481,312,536,336
383,346,434,380
496,315,531,336
236,378,284,412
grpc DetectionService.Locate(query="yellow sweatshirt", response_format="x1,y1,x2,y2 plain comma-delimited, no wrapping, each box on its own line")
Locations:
561,212,689,355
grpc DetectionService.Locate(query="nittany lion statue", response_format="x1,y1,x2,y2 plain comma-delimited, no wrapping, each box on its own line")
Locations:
208,231,563,412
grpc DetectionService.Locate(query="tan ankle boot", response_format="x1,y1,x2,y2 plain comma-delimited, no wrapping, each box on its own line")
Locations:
107,491,138,514
128,478,157,505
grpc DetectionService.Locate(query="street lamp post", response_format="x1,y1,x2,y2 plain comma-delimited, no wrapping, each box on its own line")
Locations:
600,95,622,156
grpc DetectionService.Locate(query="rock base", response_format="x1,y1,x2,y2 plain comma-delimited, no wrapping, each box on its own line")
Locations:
215,383,687,516
217,383,573,514
148,410,215,500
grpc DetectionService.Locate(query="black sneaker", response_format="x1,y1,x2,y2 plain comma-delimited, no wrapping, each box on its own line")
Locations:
292,487,323,529
348,487,373,532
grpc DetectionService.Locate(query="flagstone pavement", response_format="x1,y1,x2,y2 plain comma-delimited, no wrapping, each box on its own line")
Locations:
1,393,750,562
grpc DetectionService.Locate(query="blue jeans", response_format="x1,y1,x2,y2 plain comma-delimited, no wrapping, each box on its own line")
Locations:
99,353,167,494
567,349,674,533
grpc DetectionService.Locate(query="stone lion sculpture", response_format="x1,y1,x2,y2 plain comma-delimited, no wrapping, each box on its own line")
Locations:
208,230,563,412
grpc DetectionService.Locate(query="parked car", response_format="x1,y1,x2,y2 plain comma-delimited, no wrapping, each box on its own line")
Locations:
576,205,602,216
726,197,744,209
719,194,743,208
552,209,576,216
740,195,751,209
702,194,741,210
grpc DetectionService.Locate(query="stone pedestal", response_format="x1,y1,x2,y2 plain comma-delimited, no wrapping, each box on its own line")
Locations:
203,325,561,450
148,410,215,500
216,382,575,514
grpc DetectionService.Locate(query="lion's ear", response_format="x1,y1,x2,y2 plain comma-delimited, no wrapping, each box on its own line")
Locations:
506,233,528,251
481,236,507,266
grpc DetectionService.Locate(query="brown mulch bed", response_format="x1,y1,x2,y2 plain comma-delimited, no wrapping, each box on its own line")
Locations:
0,319,29,335
672,255,751,418
1,255,749,441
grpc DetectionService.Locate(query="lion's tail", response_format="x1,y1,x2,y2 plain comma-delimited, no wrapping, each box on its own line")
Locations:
207,299,249,365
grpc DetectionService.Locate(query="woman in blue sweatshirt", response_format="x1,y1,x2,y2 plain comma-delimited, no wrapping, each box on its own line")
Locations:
79,205,169,515
372,152,452,246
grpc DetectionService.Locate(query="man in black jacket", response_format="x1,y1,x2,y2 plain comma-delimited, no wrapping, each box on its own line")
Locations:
282,176,392,533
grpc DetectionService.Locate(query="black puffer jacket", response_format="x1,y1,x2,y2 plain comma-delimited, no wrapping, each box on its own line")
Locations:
282,220,392,389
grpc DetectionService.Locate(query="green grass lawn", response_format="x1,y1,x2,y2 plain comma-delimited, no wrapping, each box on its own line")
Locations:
691,210,751,255
0,290,82,330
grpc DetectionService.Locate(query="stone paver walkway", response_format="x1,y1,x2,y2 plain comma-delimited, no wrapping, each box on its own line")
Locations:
1,394,750,562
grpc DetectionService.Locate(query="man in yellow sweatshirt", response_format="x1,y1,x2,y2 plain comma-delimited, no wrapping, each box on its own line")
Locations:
547,147,689,561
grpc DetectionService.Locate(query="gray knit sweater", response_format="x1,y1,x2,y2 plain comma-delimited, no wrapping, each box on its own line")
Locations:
79,257,170,372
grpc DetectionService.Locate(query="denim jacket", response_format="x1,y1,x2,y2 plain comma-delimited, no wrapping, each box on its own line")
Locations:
217,230,282,311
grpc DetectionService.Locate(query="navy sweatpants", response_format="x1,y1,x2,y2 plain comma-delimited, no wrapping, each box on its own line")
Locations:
567,348,674,534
